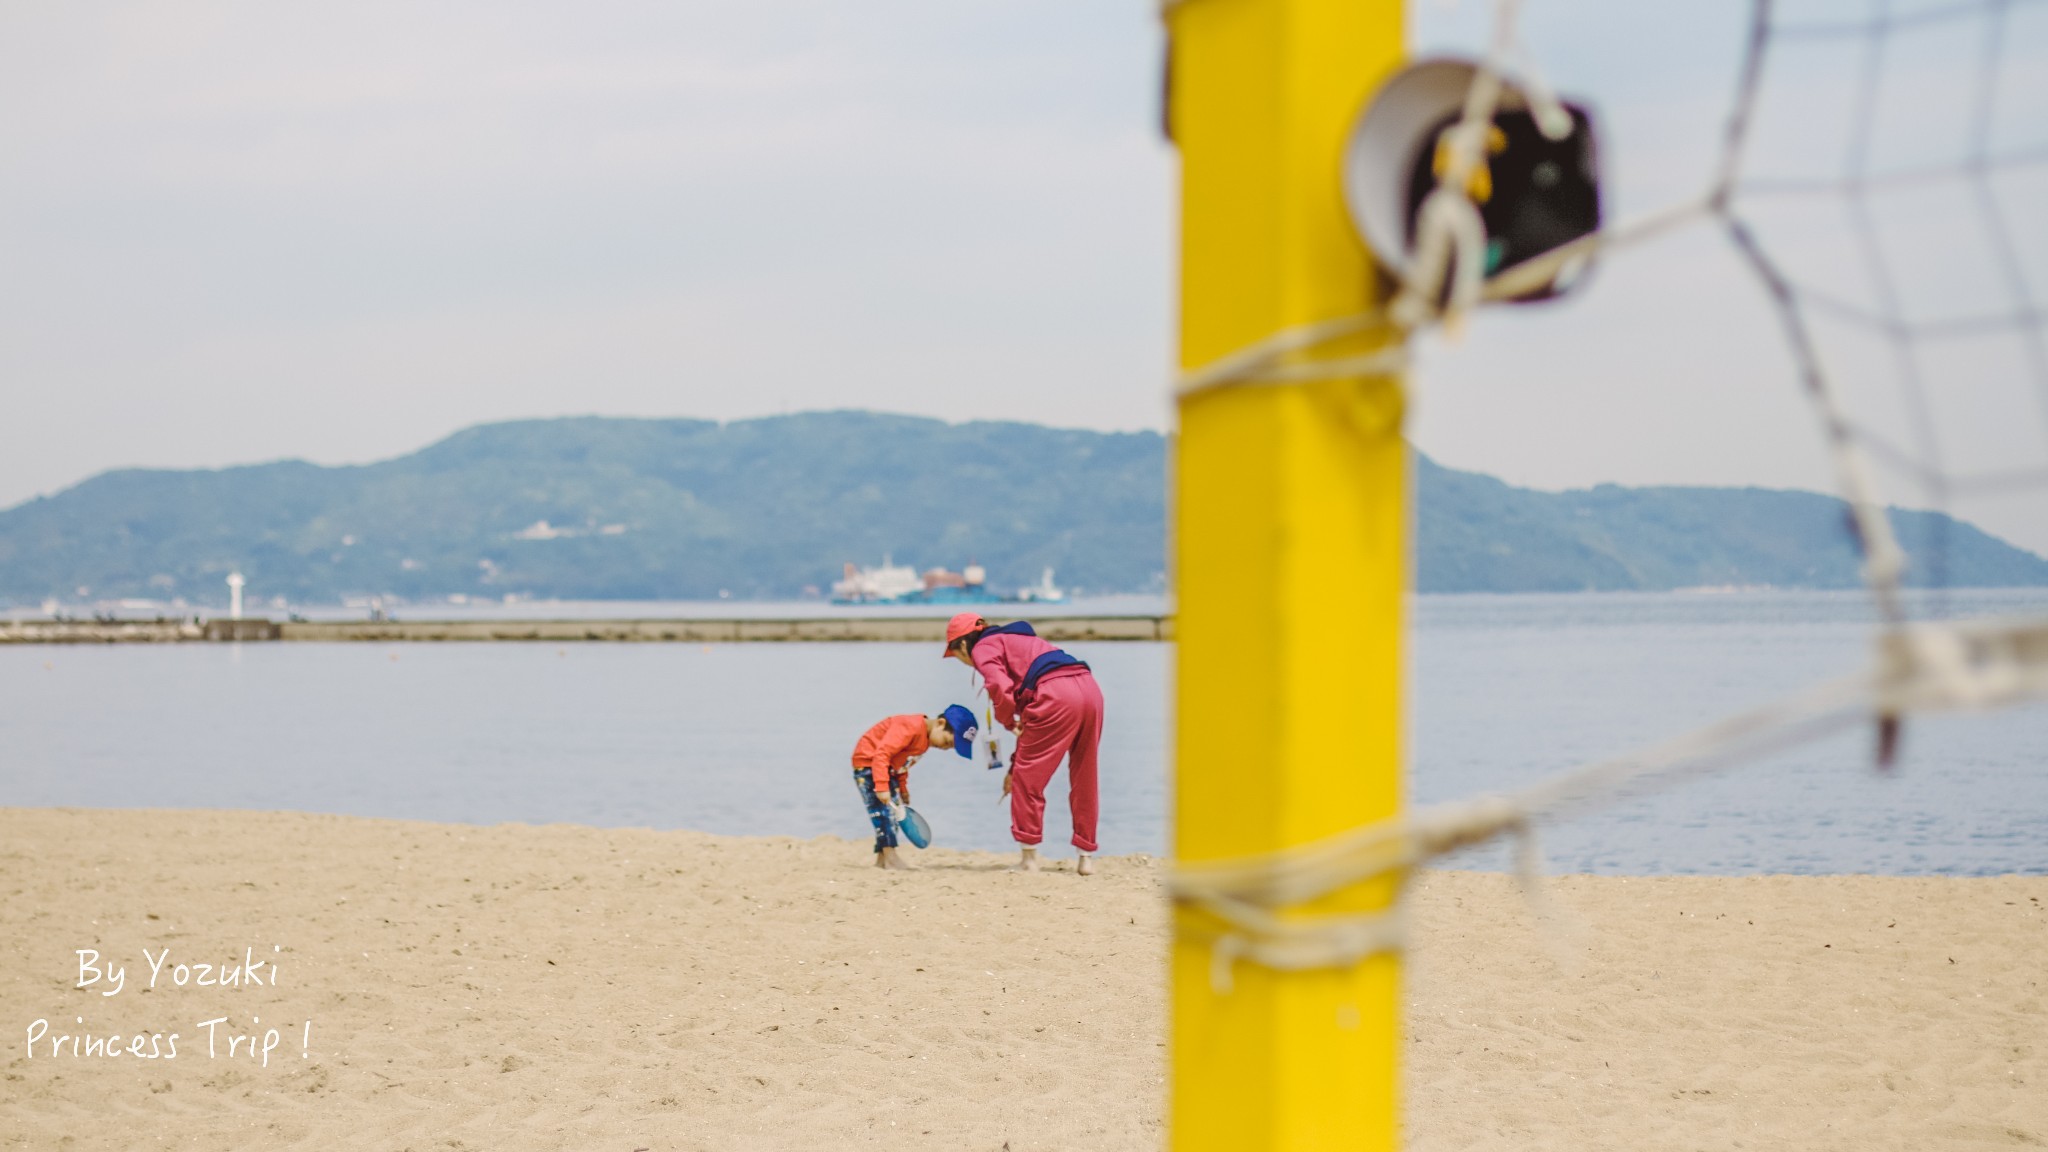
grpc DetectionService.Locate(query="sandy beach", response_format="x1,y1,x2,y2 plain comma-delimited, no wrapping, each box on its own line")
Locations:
2,808,2042,1150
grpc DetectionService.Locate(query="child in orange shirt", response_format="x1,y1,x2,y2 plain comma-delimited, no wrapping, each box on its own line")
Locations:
852,704,977,869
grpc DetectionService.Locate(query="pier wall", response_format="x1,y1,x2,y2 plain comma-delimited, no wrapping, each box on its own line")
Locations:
0,620,202,644
2,615,1172,645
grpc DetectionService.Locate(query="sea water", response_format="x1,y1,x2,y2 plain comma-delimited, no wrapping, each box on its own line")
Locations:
2,590,2043,875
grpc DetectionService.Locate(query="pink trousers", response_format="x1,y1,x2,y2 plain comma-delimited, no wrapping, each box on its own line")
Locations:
1009,669,1104,852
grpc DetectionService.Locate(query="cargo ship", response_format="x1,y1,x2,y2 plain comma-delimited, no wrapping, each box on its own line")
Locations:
830,559,1008,605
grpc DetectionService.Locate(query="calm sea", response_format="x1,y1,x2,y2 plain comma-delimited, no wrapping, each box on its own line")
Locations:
3,590,2043,875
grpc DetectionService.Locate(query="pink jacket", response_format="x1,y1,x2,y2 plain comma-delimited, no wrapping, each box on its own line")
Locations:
972,631,1086,731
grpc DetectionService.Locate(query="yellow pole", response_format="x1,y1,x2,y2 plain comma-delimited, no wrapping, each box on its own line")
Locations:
1167,0,1407,1149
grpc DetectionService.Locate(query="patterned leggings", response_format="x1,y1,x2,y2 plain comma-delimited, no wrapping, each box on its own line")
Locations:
853,768,898,851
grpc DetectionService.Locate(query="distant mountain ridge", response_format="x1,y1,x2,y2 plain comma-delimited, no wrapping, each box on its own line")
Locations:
1411,454,2047,592
0,412,2042,606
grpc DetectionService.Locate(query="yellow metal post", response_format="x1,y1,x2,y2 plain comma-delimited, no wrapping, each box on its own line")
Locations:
1167,0,1407,1149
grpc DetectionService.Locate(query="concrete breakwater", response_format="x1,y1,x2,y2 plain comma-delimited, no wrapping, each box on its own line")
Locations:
0,619,206,644
2,615,1172,645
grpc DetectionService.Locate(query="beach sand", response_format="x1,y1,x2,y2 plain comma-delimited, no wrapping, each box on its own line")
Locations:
1,808,2041,1150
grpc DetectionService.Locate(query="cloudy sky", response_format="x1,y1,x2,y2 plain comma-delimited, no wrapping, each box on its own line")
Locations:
3,0,2044,551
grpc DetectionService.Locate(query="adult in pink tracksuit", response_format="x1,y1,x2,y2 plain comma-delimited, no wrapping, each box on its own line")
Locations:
944,612,1105,875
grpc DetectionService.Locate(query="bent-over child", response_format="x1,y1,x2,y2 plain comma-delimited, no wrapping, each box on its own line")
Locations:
850,704,977,869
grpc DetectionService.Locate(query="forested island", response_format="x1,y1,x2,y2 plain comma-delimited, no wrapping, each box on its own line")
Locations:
2,412,2042,605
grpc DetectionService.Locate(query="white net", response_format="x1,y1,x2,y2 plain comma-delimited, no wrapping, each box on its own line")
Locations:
1170,0,2048,983
1725,0,2048,624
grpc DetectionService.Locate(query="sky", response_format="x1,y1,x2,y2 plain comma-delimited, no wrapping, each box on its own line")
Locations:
3,0,2044,552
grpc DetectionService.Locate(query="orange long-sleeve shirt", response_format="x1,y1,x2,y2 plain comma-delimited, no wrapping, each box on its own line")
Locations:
850,714,930,796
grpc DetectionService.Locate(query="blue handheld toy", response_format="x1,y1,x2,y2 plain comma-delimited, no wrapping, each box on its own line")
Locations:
898,806,933,849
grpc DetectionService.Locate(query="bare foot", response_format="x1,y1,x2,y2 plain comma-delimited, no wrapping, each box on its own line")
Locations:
881,847,915,871
1008,847,1041,873
873,851,887,869
1076,854,1094,876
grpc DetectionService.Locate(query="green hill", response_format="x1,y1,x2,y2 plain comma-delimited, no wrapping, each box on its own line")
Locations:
0,412,2041,605
1412,454,2048,592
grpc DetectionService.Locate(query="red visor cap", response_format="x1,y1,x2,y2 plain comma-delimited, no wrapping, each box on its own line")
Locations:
943,612,987,655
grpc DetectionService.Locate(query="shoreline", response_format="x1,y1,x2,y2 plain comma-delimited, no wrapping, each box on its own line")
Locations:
4,807,2042,1150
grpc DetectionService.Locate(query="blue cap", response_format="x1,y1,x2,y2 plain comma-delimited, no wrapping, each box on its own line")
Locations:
940,704,978,759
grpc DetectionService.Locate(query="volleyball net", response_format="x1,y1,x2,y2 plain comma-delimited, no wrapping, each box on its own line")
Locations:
1169,0,2048,985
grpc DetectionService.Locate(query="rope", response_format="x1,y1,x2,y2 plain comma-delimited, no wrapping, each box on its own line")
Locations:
1173,315,1406,399
1170,0,1682,392
1175,0,2043,628
1172,613,2048,989
1161,0,2048,991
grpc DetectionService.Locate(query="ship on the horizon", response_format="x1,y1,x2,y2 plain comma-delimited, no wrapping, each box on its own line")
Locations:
912,562,1005,605
1015,567,1066,603
830,556,923,603
831,559,1046,605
